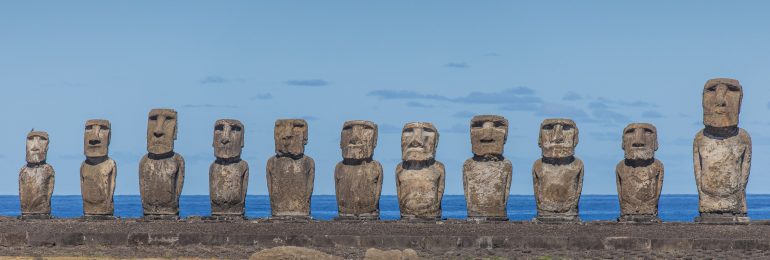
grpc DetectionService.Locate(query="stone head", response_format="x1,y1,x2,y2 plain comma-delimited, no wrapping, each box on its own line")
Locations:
401,122,439,161
703,78,742,128
26,131,49,164
538,118,578,158
274,119,308,157
340,120,378,160
470,115,508,157
84,119,111,158
213,119,245,159
146,109,177,155
622,123,658,160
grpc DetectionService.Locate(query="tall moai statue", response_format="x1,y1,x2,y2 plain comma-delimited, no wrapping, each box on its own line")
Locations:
139,109,185,219
616,123,664,223
532,119,583,223
209,119,249,218
80,119,118,219
463,115,512,221
396,122,445,221
19,130,55,219
694,78,751,223
266,119,314,220
335,120,383,220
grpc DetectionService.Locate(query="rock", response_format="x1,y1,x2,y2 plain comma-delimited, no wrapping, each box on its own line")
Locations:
81,119,117,217
616,123,663,222
210,119,249,217
364,248,420,260
532,119,583,222
335,120,383,220
249,246,341,260
396,122,445,220
463,115,512,221
140,109,185,217
267,119,314,218
20,130,54,218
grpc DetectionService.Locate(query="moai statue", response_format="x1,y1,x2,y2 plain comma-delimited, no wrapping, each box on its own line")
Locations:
463,115,512,221
694,78,751,223
80,119,118,219
139,109,185,219
335,120,383,220
396,122,445,221
532,119,583,223
209,119,249,218
266,119,314,220
616,123,664,223
19,130,55,219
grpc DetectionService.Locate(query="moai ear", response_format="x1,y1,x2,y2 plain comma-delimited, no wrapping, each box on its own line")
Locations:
572,124,579,147
372,123,379,149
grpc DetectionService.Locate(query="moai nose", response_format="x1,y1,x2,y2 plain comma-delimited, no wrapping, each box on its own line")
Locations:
553,125,565,143
716,85,728,107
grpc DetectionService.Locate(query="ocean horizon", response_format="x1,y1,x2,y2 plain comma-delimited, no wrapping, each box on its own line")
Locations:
4,194,770,222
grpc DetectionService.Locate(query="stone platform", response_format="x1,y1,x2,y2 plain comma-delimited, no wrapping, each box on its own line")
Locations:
2,218,770,259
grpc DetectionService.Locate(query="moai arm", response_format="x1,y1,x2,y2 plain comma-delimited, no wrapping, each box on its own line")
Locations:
655,162,665,202
462,160,471,207
138,156,147,201
504,161,513,204
47,166,55,202
740,132,752,191
395,164,403,203
266,157,274,197
532,162,541,206
615,162,623,207
693,135,702,193
109,161,117,201
175,155,185,200
241,163,250,203
572,164,584,210
436,162,446,203
306,157,315,200
374,161,384,206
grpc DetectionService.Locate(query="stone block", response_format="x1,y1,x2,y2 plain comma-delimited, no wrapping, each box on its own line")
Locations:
603,237,651,250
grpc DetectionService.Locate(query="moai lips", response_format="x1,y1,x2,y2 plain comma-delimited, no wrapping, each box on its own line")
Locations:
396,122,445,220
464,115,512,221
80,119,118,218
20,131,55,218
139,108,185,218
616,123,664,223
267,119,315,219
335,120,383,220
694,78,752,223
210,119,249,217
532,118,583,223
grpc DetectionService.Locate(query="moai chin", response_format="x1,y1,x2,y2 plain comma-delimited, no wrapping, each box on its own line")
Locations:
266,119,314,220
463,115,512,221
209,119,249,218
335,120,383,220
532,119,583,223
19,130,55,219
694,78,751,223
616,123,664,223
139,109,185,219
80,119,118,219
396,122,445,221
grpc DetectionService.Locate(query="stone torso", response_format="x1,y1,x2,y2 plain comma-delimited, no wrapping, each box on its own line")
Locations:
695,130,750,197
210,160,249,215
335,160,383,216
80,159,117,215
463,158,512,218
267,156,315,216
533,158,583,215
140,153,184,215
616,160,663,216
396,161,445,218
19,164,55,215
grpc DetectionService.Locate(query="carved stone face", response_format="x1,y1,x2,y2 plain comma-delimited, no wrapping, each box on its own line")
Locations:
84,119,111,158
401,122,439,161
274,119,308,157
538,118,578,158
622,123,658,160
470,115,508,157
146,109,177,155
703,78,742,128
26,131,49,164
340,120,377,160
213,119,245,159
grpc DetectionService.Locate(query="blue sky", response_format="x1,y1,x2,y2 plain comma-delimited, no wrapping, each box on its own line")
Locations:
2,1,770,195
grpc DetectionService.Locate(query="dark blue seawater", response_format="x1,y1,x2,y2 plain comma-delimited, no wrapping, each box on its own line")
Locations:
2,195,770,222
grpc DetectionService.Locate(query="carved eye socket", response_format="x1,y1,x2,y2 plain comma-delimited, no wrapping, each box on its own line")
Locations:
403,128,415,133
625,129,635,135
86,125,94,130
39,137,48,141
149,115,158,121
562,125,573,131
644,128,654,134
706,85,718,92
293,123,305,128
542,124,554,130
727,85,741,92
232,125,242,132
165,116,175,121
101,125,110,131
342,125,353,131
471,122,484,128
422,127,435,133
493,121,506,127
363,125,375,130
215,124,224,131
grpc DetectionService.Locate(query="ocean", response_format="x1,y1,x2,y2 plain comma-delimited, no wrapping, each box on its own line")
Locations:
3,195,770,221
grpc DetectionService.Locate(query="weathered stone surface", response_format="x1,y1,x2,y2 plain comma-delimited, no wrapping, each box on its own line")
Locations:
80,119,117,217
396,122,445,220
532,119,583,222
267,119,315,218
463,115,512,220
336,120,383,220
364,248,420,260
616,123,663,222
210,119,249,216
139,109,185,217
694,78,751,223
249,246,342,260
19,130,54,217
